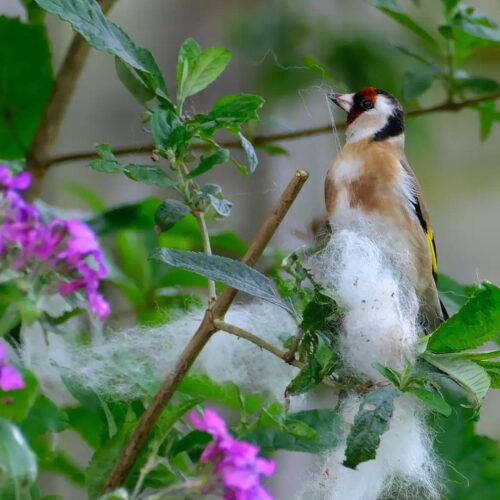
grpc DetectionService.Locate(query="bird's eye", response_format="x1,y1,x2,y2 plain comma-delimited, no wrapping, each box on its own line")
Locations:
361,99,374,110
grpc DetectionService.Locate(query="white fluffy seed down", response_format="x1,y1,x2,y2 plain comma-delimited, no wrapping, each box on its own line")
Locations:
298,229,439,500
21,301,299,406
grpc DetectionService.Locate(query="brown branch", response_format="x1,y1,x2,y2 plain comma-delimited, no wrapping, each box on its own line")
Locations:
213,319,303,369
47,91,500,168
26,0,117,195
103,169,309,493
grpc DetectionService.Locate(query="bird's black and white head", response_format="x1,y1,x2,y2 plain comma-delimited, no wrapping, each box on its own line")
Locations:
329,87,404,144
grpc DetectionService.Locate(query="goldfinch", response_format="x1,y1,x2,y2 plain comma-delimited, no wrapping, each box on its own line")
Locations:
326,87,448,330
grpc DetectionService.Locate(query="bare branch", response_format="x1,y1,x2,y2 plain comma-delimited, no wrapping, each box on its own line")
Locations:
48,91,500,168
214,319,303,368
26,0,117,195
103,169,309,493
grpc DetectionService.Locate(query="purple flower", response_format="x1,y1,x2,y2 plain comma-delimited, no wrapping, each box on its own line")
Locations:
190,408,276,500
0,166,31,191
0,165,110,321
0,341,25,391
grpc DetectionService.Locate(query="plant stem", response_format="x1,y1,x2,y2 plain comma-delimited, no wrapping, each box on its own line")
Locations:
213,319,303,368
47,91,500,168
26,0,117,196
193,210,216,303
103,170,309,493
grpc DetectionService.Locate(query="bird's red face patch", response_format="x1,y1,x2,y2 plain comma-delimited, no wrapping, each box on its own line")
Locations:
347,87,378,124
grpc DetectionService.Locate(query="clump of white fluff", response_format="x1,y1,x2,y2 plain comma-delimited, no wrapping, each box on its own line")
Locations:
308,230,420,381
298,229,439,500
22,301,299,405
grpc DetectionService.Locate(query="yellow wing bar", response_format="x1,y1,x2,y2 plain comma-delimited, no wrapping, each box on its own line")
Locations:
426,227,438,277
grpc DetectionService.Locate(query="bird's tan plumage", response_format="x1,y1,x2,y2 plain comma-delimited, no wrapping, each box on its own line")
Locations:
326,88,445,330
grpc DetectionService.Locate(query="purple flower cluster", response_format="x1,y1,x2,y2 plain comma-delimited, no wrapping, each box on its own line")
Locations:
0,166,110,320
190,408,276,500
0,340,24,391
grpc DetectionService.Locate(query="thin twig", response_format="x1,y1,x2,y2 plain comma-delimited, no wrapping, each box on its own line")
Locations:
214,319,303,368
214,320,339,390
103,170,309,493
47,91,500,168
193,210,216,303
26,0,117,195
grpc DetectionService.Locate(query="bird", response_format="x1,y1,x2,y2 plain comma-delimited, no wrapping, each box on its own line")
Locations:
326,87,448,331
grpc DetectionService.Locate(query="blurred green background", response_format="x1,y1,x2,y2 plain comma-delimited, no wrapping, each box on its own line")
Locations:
2,0,499,497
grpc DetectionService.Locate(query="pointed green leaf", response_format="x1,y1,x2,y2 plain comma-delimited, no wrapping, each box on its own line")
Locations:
0,17,54,159
239,133,258,174
406,387,452,416
35,0,167,96
154,199,191,232
344,387,398,469
177,42,231,102
242,408,344,453
423,354,490,406
286,356,323,397
0,370,39,422
427,283,500,353
402,67,436,101
369,0,436,44
187,149,230,178
476,361,500,388
150,249,292,311
0,419,37,500
115,58,155,105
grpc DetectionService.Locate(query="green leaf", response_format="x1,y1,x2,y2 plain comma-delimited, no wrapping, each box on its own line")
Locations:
88,198,160,235
456,76,500,94
115,58,155,105
66,406,106,449
437,274,479,309
402,67,436,101
476,101,497,141
0,17,53,159
423,354,490,406
242,408,344,453
0,419,37,500
86,422,133,499
0,370,39,422
35,0,167,97
187,148,230,178
432,406,500,499
442,0,460,17
155,199,191,232
373,363,401,387
150,249,292,311
476,361,500,388
177,38,232,104
286,356,323,396
343,387,398,469
89,144,177,187
178,373,265,415
239,133,258,174
395,45,441,69
150,107,190,153
204,93,265,132
369,0,436,44
427,283,500,353
207,194,232,218
123,164,177,187
406,387,452,416
20,395,68,438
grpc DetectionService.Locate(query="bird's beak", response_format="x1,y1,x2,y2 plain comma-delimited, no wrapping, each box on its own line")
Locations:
328,92,354,113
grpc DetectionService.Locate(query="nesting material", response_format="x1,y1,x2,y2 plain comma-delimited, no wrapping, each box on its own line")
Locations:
299,229,439,499
21,301,298,405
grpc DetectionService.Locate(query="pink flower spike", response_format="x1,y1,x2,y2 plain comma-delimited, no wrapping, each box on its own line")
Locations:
190,408,229,438
11,171,31,190
0,365,25,391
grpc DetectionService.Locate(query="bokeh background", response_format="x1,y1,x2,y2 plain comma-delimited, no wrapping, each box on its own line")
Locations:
2,0,499,498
